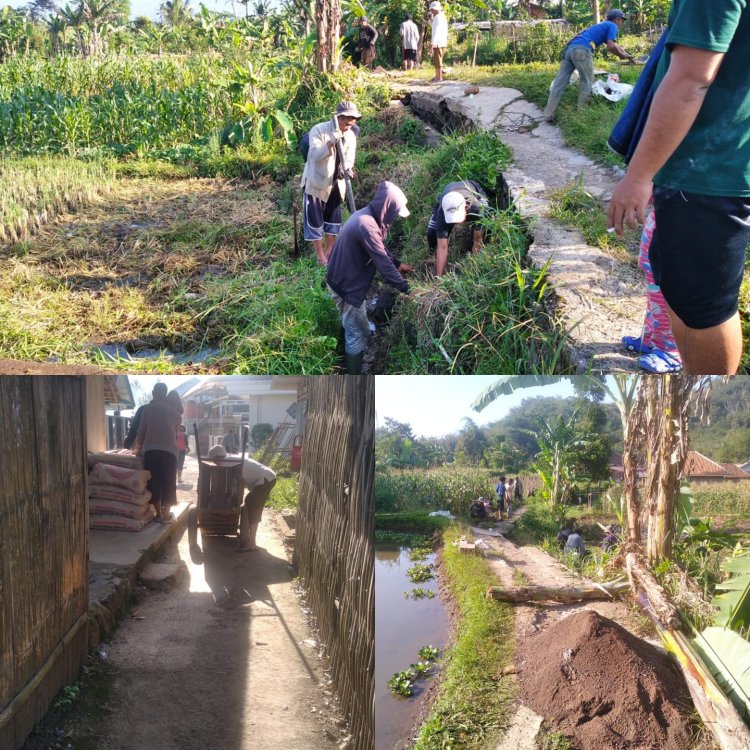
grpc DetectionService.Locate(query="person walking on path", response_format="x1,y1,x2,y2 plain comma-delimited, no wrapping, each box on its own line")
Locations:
400,14,420,71
494,476,507,519
543,9,635,122
326,181,413,374
608,0,750,375
134,383,182,524
356,16,378,68
428,179,490,275
428,2,448,82
301,101,361,266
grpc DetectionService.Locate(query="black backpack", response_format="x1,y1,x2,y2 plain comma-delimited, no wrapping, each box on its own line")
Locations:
299,131,310,160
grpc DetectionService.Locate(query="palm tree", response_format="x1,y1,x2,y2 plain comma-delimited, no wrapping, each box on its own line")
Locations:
160,0,192,28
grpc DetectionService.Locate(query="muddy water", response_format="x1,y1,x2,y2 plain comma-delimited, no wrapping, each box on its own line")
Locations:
375,547,450,750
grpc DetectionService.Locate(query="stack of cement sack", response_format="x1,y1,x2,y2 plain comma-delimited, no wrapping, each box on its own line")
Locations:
89,459,154,532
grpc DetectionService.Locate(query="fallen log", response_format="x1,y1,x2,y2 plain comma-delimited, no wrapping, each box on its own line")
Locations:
486,580,629,602
627,553,750,750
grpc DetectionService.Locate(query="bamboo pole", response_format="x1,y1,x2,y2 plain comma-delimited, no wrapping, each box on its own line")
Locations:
472,32,479,67
487,580,629,602
626,554,750,750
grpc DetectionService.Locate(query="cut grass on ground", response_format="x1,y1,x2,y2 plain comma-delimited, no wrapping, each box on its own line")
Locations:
0,173,340,372
412,525,515,749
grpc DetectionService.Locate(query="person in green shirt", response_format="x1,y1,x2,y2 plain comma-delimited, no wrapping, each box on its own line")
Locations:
608,0,750,375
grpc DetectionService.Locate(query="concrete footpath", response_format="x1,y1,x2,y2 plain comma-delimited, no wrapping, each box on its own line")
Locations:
87,459,198,646
394,77,644,373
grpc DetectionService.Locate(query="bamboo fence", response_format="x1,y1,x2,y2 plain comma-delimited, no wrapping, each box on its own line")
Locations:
0,377,89,750
295,376,374,750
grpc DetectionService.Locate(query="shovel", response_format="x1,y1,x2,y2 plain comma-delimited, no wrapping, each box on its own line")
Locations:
334,136,357,214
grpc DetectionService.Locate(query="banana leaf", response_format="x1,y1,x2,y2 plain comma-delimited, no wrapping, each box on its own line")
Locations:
692,626,750,722
712,554,750,629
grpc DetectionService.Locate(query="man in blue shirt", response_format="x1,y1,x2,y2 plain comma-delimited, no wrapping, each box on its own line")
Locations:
543,9,636,122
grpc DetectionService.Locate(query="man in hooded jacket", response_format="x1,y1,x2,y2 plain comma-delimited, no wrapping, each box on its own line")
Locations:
326,181,414,374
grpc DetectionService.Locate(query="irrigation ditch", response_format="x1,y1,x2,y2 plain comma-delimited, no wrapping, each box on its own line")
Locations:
376,508,719,750
0,79,644,375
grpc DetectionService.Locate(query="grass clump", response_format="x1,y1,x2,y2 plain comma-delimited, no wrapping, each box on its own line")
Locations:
191,259,340,374
548,177,639,260
266,475,298,511
412,526,516,749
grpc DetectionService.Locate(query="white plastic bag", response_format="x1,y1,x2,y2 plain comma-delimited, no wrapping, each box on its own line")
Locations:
591,75,634,102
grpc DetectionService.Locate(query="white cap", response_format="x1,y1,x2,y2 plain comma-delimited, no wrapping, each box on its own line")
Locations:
208,445,227,458
429,1,442,9
442,191,466,223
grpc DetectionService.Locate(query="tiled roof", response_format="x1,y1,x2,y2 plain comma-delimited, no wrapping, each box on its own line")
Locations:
719,463,750,479
686,450,737,477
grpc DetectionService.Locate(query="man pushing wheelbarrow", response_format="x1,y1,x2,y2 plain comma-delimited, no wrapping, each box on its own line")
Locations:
188,427,277,560
207,444,278,552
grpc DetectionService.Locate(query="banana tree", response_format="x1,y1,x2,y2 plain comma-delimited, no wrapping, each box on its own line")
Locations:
524,410,585,506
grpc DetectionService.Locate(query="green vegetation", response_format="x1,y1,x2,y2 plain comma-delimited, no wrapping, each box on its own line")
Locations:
407,563,434,583
412,527,515,749
266,475,299,510
387,644,441,698
376,468,497,515
375,510,454,533
693,485,750,518
405,587,436,600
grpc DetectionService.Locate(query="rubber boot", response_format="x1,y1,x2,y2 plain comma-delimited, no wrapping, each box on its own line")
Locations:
345,351,363,375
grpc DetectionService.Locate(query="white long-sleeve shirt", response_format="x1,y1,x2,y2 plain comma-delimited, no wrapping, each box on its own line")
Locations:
431,11,448,49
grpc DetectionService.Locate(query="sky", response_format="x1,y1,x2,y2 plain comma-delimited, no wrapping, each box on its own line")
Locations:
375,375,580,438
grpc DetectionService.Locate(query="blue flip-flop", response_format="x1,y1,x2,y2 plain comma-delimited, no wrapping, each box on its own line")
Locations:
622,335,655,354
638,349,682,373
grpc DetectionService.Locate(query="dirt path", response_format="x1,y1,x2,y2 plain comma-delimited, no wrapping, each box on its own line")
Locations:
81,487,347,749
468,525,655,750
397,79,644,373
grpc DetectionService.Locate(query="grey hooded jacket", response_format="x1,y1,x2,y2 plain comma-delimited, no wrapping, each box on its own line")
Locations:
326,181,409,307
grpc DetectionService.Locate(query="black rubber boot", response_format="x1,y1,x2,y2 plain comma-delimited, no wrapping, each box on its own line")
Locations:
345,352,364,375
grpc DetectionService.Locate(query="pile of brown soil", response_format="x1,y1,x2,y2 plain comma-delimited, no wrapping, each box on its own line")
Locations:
520,610,692,750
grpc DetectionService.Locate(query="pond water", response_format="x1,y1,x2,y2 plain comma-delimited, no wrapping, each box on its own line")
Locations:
375,546,450,750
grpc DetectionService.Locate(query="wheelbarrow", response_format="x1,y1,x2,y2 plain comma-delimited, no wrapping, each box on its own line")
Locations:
188,425,248,561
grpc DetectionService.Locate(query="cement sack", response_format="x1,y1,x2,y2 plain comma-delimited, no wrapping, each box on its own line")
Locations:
89,498,153,519
592,77,634,102
89,483,151,506
88,450,143,471
89,512,154,532
89,463,150,494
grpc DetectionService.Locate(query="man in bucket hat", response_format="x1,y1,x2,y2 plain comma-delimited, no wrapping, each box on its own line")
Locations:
543,8,636,121
427,179,490,275
428,1,448,82
300,101,362,265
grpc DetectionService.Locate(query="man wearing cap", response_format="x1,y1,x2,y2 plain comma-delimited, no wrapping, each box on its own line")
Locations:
428,180,490,276
543,9,636,122
301,101,361,265
326,181,414,374
428,2,448,82
400,14,420,72
356,16,379,69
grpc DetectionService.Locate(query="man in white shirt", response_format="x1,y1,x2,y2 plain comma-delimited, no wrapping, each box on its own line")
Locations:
239,456,277,551
429,1,448,82
400,14,420,71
